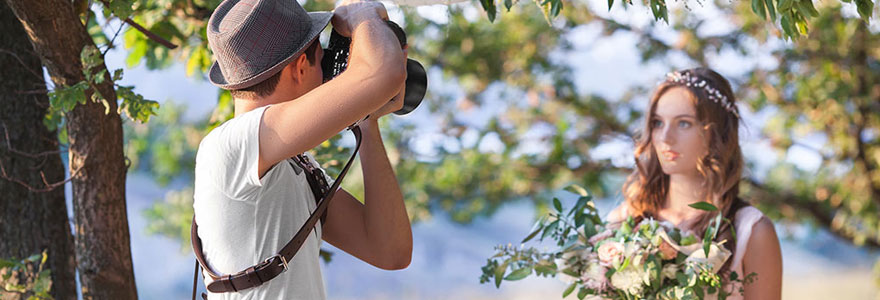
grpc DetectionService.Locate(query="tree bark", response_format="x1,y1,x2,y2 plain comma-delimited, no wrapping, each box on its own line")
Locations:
2,0,137,298
0,2,77,299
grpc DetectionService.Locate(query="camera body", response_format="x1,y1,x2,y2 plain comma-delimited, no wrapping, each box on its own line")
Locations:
321,21,427,115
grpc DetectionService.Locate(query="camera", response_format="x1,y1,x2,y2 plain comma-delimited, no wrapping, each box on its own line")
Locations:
321,20,427,115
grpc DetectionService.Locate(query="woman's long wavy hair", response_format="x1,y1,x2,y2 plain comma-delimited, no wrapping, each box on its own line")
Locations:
622,67,747,272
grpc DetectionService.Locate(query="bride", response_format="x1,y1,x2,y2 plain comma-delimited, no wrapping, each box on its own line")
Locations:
606,68,782,299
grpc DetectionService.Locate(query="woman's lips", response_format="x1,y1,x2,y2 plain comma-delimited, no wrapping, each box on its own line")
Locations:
662,150,680,161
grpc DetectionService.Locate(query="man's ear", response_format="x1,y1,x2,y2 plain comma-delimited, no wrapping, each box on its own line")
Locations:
291,53,309,84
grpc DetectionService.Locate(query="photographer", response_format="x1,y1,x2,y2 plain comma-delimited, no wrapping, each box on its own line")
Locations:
192,0,413,298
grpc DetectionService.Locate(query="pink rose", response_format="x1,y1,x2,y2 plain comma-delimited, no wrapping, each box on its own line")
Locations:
597,241,625,267
658,240,678,260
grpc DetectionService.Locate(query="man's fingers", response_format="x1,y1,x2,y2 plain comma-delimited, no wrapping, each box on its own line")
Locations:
331,1,389,36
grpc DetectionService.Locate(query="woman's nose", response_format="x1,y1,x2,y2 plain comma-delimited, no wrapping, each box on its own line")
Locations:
657,125,675,145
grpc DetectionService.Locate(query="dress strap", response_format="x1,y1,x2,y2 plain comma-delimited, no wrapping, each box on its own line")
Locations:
728,206,764,271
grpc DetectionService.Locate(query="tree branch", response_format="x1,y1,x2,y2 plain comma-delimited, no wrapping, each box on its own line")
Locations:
1,121,66,159
93,0,177,49
744,177,880,250
122,17,178,49
0,155,84,193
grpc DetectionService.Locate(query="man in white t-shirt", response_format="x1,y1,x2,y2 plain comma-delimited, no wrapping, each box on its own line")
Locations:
193,0,412,298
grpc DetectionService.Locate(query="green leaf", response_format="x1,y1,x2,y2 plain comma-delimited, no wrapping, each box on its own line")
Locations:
542,220,559,240
796,0,819,17
764,0,777,21
703,238,711,258
521,221,545,243
752,0,767,20
564,184,589,197
577,286,589,299
93,69,107,84
553,198,563,212
109,0,134,20
494,260,508,288
550,0,562,17
0,258,17,269
33,269,52,293
711,213,722,240
855,0,874,22
607,0,614,10
127,40,148,68
777,0,793,11
504,0,513,11
480,0,497,22
562,282,577,297
688,202,718,211
504,266,532,281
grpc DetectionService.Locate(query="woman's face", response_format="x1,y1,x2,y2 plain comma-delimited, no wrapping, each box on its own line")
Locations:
650,87,708,176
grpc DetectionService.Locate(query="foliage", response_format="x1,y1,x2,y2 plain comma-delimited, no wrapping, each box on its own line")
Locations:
45,40,158,140
0,251,53,299
480,186,756,299
477,0,873,39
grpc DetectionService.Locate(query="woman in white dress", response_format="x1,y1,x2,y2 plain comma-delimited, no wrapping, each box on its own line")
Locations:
607,68,782,299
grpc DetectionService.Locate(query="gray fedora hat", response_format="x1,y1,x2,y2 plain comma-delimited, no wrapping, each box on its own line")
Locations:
207,0,332,90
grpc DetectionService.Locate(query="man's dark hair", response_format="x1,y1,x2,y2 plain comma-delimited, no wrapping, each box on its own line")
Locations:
230,39,321,99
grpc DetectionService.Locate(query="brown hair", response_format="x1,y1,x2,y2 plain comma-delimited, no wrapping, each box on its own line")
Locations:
622,67,746,272
230,38,321,99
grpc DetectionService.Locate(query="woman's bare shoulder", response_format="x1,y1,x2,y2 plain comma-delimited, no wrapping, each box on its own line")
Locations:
605,202,629,223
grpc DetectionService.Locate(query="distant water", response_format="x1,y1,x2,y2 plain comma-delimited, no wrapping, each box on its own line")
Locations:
109,172,877,299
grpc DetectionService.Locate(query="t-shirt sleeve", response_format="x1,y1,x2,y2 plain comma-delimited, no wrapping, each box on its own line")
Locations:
196,106,268,201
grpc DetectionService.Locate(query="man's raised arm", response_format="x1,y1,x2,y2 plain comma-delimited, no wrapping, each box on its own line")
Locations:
258,1,405,175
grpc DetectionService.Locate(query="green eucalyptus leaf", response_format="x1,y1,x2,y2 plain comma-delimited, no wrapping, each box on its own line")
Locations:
688,202,718,212
562,282,577,298
503,266,532,281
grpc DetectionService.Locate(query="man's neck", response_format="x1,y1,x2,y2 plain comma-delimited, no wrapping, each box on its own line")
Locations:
233,89,307,116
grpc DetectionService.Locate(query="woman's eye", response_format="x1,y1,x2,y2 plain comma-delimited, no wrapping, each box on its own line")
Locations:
651,120,663,128
678,120,692,128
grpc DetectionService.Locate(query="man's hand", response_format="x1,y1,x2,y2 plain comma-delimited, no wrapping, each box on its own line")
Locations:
331,0,388,37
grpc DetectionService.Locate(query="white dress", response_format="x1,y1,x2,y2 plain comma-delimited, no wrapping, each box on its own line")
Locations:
713,206,765,300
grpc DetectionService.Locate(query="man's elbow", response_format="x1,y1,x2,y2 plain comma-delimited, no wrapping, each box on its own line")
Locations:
375,243,412,270
381,251,411,270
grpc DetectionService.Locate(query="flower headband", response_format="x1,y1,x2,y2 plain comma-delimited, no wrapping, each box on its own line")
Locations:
665,71,740,118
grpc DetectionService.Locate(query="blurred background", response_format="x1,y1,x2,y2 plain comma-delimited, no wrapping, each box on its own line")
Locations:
3,0,879,298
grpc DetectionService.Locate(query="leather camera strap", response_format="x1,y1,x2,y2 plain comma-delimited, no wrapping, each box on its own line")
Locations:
191,126,363,298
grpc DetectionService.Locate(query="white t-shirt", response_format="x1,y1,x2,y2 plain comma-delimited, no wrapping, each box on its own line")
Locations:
193,106,329,300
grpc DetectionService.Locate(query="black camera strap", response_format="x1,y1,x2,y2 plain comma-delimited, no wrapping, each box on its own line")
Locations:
191,125,363,299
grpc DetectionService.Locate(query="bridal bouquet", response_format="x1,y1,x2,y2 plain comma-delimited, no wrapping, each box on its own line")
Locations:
480,185,753,300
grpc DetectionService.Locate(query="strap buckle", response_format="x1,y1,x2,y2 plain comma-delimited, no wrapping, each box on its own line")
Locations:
264,254,289,271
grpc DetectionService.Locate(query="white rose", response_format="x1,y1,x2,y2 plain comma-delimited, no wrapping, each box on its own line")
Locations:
610,265,646,296
580,263,608,291
661,263,679,280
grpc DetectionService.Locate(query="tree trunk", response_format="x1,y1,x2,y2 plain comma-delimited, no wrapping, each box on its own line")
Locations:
2,0,137,299
0,2,77,299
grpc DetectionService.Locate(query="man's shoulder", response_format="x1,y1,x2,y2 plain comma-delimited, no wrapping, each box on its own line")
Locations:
197,107,268,155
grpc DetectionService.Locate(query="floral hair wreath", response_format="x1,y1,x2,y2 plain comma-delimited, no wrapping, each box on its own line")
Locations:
665,71,740,118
